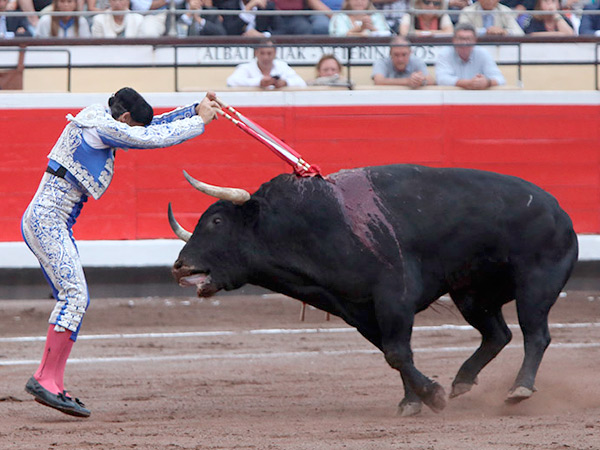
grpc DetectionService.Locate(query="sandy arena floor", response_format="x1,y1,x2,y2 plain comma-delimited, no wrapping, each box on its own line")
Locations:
1,289,599,449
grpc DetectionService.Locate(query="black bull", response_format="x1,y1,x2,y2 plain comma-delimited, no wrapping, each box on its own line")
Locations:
170,164,578,416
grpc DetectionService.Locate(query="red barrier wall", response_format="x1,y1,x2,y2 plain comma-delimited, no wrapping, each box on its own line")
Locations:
1,103,598,241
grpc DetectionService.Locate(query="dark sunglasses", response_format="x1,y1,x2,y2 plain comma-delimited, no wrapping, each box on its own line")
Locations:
422,0,442,5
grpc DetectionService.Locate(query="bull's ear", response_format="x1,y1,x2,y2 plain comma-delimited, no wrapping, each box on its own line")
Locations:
241,199,261,226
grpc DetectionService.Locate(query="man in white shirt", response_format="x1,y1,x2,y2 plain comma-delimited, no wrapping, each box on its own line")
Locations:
227,41,307,89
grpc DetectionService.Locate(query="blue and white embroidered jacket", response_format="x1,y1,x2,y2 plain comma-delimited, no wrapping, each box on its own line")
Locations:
48,103,204,200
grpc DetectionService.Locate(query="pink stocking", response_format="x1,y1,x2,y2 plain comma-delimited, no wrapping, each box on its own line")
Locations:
33,324,74,395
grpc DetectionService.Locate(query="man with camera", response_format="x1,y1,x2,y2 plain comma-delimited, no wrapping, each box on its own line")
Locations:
227,40,307,89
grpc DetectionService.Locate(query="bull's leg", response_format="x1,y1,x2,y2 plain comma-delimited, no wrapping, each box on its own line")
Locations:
380,330,446,414
398,371,422,417
343,305,423,416
449,294,512,398
374,285,446,414
506,294,554,403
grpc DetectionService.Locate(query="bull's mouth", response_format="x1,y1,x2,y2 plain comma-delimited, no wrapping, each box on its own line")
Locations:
178,272,219,298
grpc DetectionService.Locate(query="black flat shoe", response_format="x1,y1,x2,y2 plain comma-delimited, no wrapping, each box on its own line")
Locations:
25,376,91,418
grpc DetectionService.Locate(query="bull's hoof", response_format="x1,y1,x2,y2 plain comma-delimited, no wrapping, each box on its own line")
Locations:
449,382,473,398
505,386,534,404
449,376,478,399
423,383,447,413
397,399,422,417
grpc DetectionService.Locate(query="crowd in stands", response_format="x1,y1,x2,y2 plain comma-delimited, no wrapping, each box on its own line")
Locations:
228,25,506,89
0,0,598,38
1,0,597,90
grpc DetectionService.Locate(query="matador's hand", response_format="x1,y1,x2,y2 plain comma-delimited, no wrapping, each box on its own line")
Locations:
197,91,220,125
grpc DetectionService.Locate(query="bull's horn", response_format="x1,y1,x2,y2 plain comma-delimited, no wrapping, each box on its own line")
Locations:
183,170,250,205
168,203,192,242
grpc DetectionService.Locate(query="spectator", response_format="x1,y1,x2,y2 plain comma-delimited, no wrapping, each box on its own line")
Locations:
179,0,226,35
310,0,341,34
329,0,391,36
579,2,600,36
447,0,471,24
521,0,574,35
91,0,144,37
372,36,434,88
435,22,506,89
399,0,453,36
130,0,185,37
270,0,331,35
86,0,110,12
458,0,525,36
308,53,352,86
561,0,582,33
1,0,32,36
227,40,307,88
36,0,91,37
215,0,280,36
16,0,52,31
373,0,408,31
316,53,341,77
500,0,534,10
500,0,535,29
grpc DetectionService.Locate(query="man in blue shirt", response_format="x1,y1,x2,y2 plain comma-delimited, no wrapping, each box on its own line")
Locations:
372,36,434,89
435,23,505,89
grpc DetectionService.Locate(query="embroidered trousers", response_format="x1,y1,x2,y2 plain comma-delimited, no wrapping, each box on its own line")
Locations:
21,173,89,340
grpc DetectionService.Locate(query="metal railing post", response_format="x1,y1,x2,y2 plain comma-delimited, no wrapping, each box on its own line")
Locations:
594,42,600,91
167,0,178,37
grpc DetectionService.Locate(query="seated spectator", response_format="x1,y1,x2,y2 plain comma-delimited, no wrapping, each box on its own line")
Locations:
310,0,340,34
579,2,600,36
271,0,331,35
91,0,144,37
500,0,534,11
35,0,91,37
458,0,525,36
1,0,32,36
329,0,392,36
308,53,352,86
227,40,307,88
435,22,506,89
179,0,226,35
215,0,280,36
399,0,453,36
130,0,185,37
521,0,574,35
372,36,434,88
372,0,408,31
86,0,110,12
499,0,535,29
447,0,470,24
16,0,52,32
561,0,582,33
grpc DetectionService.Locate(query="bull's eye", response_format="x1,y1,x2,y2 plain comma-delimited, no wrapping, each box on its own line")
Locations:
213,217,222,225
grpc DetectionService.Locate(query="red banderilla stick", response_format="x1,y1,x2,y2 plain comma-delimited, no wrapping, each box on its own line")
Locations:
214,97,321,177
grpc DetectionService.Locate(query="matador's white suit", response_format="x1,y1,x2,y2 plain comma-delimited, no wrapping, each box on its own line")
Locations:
22,103,205,340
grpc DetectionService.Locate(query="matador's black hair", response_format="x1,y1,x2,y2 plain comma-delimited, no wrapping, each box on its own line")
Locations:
108,87,153,126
